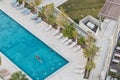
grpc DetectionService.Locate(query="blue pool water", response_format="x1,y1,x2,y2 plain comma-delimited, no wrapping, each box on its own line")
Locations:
0,10,68,80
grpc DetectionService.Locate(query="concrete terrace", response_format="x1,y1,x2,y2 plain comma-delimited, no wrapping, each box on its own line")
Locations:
0,0,87,80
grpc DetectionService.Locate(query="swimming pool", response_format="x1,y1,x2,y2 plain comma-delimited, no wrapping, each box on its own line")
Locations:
0,10,68,80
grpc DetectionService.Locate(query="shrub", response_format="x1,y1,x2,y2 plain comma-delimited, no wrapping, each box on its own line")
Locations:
63,24,76,39
77,36,85,46
74,18,79,24
118,41,120,46
108,71,117,78
85,60,95,71
47,15,56,25
9,71,28,80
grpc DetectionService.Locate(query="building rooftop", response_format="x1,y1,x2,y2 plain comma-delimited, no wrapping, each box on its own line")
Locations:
99,0,120,20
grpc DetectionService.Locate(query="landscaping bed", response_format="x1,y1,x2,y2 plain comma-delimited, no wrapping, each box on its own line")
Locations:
59,0,105,23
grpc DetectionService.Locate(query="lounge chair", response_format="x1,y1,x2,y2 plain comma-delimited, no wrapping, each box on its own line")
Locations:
21,8,28,14
114,78,118,80
112,59,119,63
35,17,42,24
110,68,117,73
64,39,72,46
31,14,37,20
10,0,17,5
116,46,120,50
115,53,120,57
69,42,77,48
0,68,10,77
106,76,111,80
73,45,81,52
12,2,20,7
74,69,84,74
61,37,68,43
52,30,59,36
45,25,52,32
56,33,63,39
23,9,30,15
16,4,24,10
76,65,85,69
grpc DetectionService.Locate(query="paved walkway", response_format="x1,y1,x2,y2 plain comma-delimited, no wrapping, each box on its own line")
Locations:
89,19,119,80
0,0,86,80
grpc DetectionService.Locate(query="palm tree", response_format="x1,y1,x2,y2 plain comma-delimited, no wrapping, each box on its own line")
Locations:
43,3,54,21
30,0,42,15
9,71,28,80
77,36,86,47
85,60,95,71
83,33,99,78
73,30,78,39
86,33,96,47
83,44,99,59
83,33,98,58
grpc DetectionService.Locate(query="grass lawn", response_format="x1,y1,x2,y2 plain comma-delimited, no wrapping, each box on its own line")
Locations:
59,0,105,23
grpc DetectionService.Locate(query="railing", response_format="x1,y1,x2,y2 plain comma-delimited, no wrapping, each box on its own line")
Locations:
54,7,87,36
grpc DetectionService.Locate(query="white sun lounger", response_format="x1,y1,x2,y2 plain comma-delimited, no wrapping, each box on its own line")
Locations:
106,76,111,80
31,14,37,20
115,53,120,57
64,39,72,45
76,65,85,69
112,59,119,63
21,8,28,14
56,33,63,39
73,45,81,52
114,78,118,80
24,9,30,15
74,69,84,74
16,4,24,10
69,42,77,48
110,68,117,73
12,2,19,7
116,46,120,50
11,0,17,5
52,30,59,36
35,17,42,24
45,25,52,32
61,37,68,43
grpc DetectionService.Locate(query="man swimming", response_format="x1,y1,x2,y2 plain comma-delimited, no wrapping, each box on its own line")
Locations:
36,55,42,62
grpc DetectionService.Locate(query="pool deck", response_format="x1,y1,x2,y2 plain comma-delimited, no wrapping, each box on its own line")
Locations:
0,0,87,80
0,52,18,80
0,52,32,80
